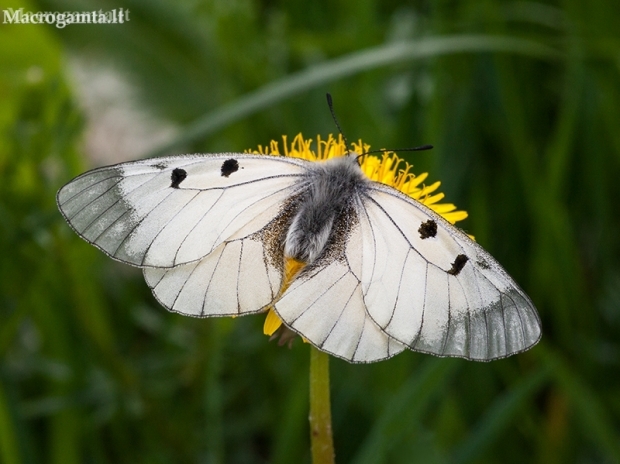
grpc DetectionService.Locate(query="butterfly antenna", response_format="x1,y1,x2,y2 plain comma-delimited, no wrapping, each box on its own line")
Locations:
326,93,350,155
326,94,432,160
356,145,434,163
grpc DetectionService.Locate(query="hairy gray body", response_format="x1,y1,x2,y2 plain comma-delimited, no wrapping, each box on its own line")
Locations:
284,154,369,263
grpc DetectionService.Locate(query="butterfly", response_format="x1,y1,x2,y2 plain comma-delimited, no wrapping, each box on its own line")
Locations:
57,149,541,363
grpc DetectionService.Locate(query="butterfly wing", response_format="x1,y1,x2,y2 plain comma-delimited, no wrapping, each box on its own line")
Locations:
273,203,407,363
143,214,288,318
58,154,309,318
359,184,541,361
58,152,541,358
57,154,307,268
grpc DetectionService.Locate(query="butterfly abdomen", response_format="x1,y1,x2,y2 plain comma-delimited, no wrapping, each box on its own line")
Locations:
284,155,368,263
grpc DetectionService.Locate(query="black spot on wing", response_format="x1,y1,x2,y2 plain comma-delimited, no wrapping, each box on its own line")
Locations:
448,254,469,276
170,168,187,188
418,219,437,239
221,159,240,177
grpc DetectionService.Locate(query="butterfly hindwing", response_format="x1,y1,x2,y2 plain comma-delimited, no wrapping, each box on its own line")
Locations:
144,233,283,317
359,184,542,361
57,154,307,268
274,201,407,363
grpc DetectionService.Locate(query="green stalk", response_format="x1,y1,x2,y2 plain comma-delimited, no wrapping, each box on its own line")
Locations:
309,346,335,464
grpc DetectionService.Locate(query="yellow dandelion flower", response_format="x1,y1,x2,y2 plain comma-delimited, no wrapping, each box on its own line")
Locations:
249,133,469,338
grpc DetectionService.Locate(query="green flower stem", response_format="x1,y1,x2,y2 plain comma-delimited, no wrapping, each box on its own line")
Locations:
309,346,335,464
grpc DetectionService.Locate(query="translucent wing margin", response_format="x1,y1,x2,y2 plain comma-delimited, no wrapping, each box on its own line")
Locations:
359,184,541,361
57,154,307,267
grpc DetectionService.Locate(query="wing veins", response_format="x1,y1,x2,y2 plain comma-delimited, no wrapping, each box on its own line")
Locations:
383,248,411,330
368,190,520,359
140,190,201,266
166,260,202,311
59,169,124,206
497,287,508,357
364,195,472,270
79,173,178,253
177,174,303,192
288,270,348,325
208,184,301,255
367,183,475,245
200,245,228,317
453,260,522,359
261,237,278,301
227,234,280,303
171,190,225,266
363,195,426,262
440,277,453,356
350,309,370,362
502,287,528,352
79,191,127,237
364,190,480,271
454,273,473,359
108,188,177,259
90,208,131,248
411,262,429,348
235,241,244,314
318,281,359,349
171,183,298,267
64,176,123,221
73,170,166,234
483,306,491,359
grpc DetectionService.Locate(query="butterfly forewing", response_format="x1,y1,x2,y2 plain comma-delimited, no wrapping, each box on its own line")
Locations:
359,184,541,361
57,154,306,267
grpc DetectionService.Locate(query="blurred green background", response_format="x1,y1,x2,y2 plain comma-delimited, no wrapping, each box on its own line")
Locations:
2,0,620,462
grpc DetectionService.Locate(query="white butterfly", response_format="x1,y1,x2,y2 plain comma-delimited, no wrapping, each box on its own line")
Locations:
57,151,541,363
